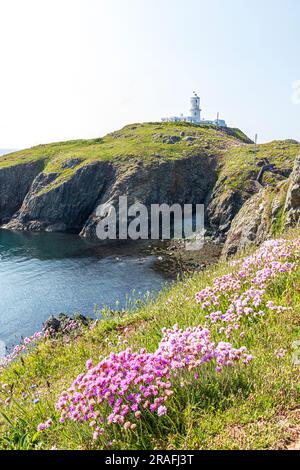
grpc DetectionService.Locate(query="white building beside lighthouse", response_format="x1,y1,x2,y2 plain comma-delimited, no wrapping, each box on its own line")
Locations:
162,92,227,127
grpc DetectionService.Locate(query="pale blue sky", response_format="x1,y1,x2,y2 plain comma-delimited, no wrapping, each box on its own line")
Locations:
0,0,299,148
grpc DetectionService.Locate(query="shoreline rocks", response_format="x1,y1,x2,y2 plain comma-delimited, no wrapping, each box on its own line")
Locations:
43,313,92,335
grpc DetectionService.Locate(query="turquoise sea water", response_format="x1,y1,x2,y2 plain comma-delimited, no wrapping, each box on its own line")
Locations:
0,230,167,351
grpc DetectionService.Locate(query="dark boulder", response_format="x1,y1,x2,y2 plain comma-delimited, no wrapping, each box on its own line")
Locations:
43,313,91,334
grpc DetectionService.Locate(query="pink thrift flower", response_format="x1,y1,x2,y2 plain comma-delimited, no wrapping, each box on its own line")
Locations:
37,423,46,432
157,405,167,417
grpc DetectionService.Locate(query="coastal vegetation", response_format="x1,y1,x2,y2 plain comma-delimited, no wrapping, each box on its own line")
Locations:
0,228,300,450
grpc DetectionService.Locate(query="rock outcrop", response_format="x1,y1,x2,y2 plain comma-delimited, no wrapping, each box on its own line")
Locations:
2,154,218,237
284,156,300,228
206,181,245,236
43,313,91,335
222,190,273,257
0,160,45,225
4,162,116,233
222,155,300,257
81,155,218,238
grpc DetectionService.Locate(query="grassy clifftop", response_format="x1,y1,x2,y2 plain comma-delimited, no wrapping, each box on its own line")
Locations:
1,123,299,198
0,123,250,171
0,229,300,450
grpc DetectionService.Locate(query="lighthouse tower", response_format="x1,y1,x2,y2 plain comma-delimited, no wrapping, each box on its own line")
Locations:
190,92,201,123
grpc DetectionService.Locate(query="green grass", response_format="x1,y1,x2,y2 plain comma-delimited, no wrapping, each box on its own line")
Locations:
1,122,298,198
0,122,244,171
218,140,300,191
1,229,300,450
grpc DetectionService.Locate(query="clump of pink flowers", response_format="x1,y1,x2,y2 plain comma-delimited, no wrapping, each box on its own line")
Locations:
37,419,52,432
39,324,250,439
0,330,48,369
0,316,94,370
196,237,300,337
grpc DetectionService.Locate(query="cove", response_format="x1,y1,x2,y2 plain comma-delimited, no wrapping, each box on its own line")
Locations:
0,230,169,352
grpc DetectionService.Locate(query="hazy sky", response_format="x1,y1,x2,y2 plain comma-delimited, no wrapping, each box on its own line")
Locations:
0,0,299,149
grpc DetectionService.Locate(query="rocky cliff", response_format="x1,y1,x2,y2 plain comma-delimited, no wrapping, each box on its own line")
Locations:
284,156,300,227
0,122,299,246
223,155,300,257
80,154,217,238
4,162,116,233
0,160,45,225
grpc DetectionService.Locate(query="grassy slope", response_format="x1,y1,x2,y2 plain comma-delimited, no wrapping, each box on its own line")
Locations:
0,123,245,171
222,140,300,191
1,229,300,450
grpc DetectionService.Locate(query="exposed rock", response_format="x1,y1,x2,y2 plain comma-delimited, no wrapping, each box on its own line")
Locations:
150,239,222,278
2,153,218,238
222,190,272,257
222,157,300,257
4,162,116,233
162,135,181,144
43,313,91,334
206,180,245,235
271,197,280,216
256,158,290,185
80,155,218,238
153,133,181,144
61,158,83,170
183,136,196,143
284,156,300,227
152,133,163,141
0,160,45,224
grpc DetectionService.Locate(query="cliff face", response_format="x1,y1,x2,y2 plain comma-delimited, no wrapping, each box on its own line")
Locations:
0,160,45,225
206,180,245,235
3,155,217,236
0,123,299,245
222,156,300,257
222,190,274,257
284,156,300,227
81,155,217,238
4,162,116,233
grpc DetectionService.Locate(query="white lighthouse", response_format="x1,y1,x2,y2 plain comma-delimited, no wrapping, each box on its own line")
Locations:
161,92,227,127
190,92,201,123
